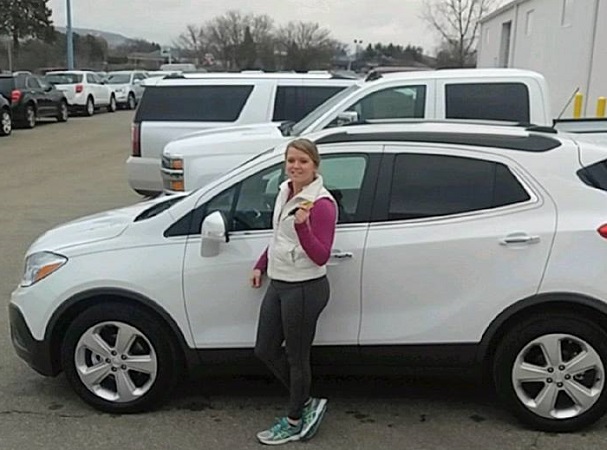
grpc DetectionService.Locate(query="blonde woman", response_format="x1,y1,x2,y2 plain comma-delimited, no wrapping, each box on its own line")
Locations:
250,138,337,445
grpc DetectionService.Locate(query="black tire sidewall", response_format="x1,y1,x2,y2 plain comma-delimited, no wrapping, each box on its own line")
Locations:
85,97,94,116
128,93,135,110
58,101,68,122
493,315,607,432
60,303,179,413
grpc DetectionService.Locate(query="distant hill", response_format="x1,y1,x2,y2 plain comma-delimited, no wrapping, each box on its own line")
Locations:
55,27,132,48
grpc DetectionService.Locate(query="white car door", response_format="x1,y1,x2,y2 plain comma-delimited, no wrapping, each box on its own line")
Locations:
182,146,380,349
359,144,557,345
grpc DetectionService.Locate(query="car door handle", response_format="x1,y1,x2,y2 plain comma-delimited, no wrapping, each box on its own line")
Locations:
331,251,353,259
499,233,540,245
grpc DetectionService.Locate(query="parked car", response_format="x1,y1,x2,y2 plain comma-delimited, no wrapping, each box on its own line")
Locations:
44,70,117,116
0,73,68,129
0,94,12,136
10,121,607,432
128,72,357,196
160,68,553,194
105,70,148,110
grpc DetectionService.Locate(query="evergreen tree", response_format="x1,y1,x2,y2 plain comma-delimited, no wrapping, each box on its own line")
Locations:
0,0,54,54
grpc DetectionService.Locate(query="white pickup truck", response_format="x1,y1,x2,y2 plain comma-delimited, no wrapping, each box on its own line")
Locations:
160,68,602,193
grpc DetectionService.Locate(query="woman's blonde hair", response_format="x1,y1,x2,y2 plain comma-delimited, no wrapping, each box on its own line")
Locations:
285,138,321,168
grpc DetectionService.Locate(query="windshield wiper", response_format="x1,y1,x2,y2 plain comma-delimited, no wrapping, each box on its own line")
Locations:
278,121,296,137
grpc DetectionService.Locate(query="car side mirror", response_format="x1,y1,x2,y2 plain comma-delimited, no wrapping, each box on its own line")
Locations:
335,111,359,126
200,210,229,257
134,80,142,85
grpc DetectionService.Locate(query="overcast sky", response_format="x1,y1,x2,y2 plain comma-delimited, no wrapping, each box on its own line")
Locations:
48,0,441,53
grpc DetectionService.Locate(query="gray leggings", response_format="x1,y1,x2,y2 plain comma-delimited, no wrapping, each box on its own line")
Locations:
254,276,330,420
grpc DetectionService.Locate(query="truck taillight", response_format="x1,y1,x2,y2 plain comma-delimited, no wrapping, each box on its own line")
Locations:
11,89,22,103
75,84,83,93
131,123,141,157
598,224,607,239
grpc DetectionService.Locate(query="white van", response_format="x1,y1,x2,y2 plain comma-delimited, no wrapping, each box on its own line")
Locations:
127,72,357,195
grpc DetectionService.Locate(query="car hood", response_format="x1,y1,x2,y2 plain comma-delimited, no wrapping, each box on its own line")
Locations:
27,196,176,254
108,83,129,90
165,123,285,156
175,122,282,143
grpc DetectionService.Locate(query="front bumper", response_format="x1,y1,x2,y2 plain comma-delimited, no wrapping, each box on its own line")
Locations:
9,304,59,377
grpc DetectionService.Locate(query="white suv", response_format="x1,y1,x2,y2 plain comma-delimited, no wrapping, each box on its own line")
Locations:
127,72,357,196
10,122,607,432
45,70,117,116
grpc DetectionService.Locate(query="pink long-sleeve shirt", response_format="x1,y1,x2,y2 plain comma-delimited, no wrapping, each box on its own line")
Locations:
254,197,337,273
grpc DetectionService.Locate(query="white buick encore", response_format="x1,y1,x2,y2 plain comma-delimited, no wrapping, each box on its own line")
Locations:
10,122,607,432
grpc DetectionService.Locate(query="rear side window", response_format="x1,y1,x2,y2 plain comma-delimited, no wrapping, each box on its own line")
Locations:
578,159,607,192
0,77,15,99
446,83,530,123
135,85,254,122
388,154,530,220
272,86,346,122
45,73,83,84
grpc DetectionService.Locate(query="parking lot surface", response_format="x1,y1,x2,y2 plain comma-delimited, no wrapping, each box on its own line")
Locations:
1,112,607,449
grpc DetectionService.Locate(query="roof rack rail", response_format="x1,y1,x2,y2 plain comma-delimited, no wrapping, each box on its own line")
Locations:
314,130,561,152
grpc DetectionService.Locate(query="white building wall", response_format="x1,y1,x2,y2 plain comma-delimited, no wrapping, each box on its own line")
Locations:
478,0,605,118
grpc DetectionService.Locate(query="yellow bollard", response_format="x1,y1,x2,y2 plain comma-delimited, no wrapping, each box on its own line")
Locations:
597,97,606,118
574,92,584,118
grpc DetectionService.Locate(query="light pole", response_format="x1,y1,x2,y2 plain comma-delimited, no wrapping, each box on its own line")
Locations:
347,39,363,72
66,0,74,69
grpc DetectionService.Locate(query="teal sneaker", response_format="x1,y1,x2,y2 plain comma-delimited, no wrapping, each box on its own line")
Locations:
256,417,302,445
300,398,328,441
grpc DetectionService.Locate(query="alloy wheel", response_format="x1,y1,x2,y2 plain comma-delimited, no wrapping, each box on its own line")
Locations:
0,110,11,135
512,333,604,420
74,321,158,403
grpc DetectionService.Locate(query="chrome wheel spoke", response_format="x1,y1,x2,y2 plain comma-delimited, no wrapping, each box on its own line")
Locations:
563,380,597,409
534,383,559,417
539,336,562,367
124,355,156,374
81,332,112,358
79,362,112,386
566,350,601,375
115,370,138,402
515,362,549,382
115,327,137,355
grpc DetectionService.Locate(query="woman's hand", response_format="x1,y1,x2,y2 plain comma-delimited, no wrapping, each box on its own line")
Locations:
250,269,263,288
294,201,313,225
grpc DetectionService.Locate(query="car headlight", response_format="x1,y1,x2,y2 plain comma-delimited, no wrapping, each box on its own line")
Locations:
21,251,68,287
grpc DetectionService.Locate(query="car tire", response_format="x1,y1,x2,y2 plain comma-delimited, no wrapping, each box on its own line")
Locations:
85,97,95,116
493,313,607,432
23,104,36,129
60,302,181,413
57,100,69,122
0,108,11,136
127,93,136,110
108,95,117,113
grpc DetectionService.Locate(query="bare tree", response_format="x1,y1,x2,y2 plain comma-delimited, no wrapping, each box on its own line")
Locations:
174,24,207,65
421,0,503,67
276,21,336,71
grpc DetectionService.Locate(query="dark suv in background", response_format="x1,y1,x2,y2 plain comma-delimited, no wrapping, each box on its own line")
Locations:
0,73,69,129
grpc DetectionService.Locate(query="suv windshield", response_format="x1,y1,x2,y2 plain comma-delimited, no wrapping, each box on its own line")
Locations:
107,74,131,84
290,84,361,136
45,73,83,85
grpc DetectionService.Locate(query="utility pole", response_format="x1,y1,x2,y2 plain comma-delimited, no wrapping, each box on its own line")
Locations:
66,0,74,69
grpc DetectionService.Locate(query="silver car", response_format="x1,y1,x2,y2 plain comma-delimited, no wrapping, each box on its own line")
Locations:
105,70,148,110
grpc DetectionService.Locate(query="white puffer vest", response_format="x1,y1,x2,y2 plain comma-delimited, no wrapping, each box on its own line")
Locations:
267,175,337,282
